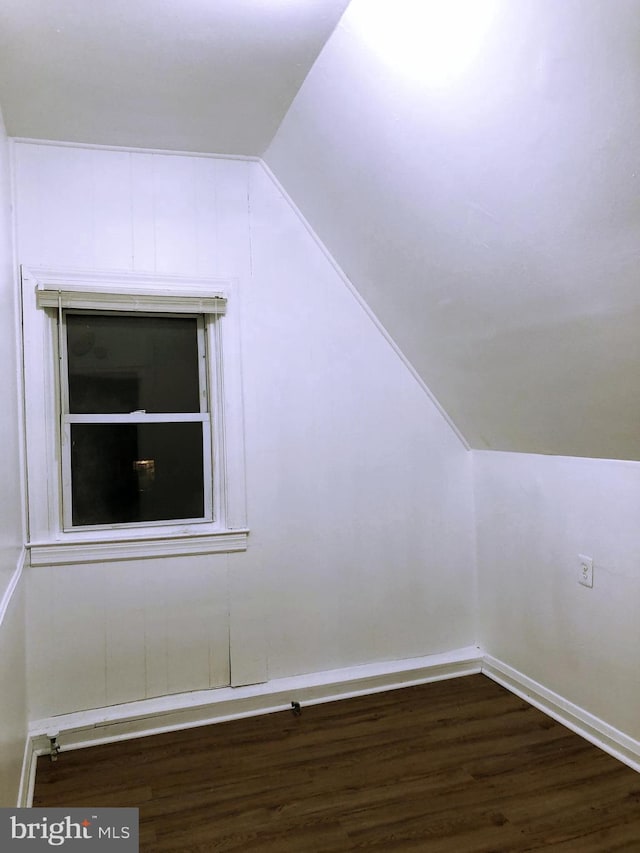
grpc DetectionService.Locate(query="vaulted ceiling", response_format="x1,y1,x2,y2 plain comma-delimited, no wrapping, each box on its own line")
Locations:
2,0,639,460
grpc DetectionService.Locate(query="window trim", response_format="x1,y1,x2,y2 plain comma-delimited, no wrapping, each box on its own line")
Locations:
21,266,248,565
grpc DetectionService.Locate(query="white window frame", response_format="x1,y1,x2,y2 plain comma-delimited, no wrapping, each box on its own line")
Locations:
21,267,248,566
60,310,213,532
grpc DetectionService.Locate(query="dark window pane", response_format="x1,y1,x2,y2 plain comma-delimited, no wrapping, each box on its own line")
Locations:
71,422,205,526
67,314,201,414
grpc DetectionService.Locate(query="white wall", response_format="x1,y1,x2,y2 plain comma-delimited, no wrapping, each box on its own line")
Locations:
0,107,27,805
244,165,475,678
9,141,640,765
0,582,26,806
14,142,476,719
475,450,640,740
0,123,23,611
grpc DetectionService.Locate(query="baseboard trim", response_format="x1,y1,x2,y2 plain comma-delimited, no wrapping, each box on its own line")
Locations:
17,735,38,807
29,646,482,754
482,655,640,774
24,649,640,797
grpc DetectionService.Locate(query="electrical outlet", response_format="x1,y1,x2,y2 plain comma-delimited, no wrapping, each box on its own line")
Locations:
578,554,593,588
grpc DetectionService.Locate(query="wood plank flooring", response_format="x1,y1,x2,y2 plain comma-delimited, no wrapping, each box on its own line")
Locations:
33,674,640,851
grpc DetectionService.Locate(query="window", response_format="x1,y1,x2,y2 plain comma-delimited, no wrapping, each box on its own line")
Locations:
63,312,210,529
22,268,248,565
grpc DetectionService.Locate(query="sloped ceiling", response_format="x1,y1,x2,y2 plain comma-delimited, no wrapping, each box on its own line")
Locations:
266,0,640,460
2,0,640,459
0,0,350,154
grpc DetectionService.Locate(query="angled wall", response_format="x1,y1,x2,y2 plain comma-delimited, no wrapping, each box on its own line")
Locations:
265,0,640,461
13,141,476,720
0,108,27,805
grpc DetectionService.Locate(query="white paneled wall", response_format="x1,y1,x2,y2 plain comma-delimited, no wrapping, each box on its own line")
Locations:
15,141,476,719
0,129,23,596
0,583,26,806
0,110,27,806
14,144,250,278
27,557,230,718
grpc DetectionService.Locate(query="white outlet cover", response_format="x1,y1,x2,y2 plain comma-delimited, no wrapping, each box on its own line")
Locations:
578,554,594,588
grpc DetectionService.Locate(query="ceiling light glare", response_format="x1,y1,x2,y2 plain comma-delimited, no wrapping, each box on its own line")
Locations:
349,0,499,88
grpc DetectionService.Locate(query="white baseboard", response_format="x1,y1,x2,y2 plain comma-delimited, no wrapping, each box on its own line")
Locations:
482,655,640,774
17,735,38,807
23,648,638,806
28,646,482,758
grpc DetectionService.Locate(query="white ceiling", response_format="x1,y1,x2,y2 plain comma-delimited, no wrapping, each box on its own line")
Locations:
0,0,350,154
266,0,640,460
3,0,640,460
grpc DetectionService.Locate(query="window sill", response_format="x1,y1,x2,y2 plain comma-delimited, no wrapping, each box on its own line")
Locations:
27,529,249,567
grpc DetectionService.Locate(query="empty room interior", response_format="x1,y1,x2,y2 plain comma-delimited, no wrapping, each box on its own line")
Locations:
1,0,640,848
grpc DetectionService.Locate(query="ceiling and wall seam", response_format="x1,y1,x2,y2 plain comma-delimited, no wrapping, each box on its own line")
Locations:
259,159,470,451
10,137,262,164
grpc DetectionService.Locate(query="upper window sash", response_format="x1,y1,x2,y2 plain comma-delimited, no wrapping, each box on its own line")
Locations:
60,310,210,417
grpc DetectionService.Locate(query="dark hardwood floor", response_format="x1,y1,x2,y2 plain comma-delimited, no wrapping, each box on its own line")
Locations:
33,674,640,851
